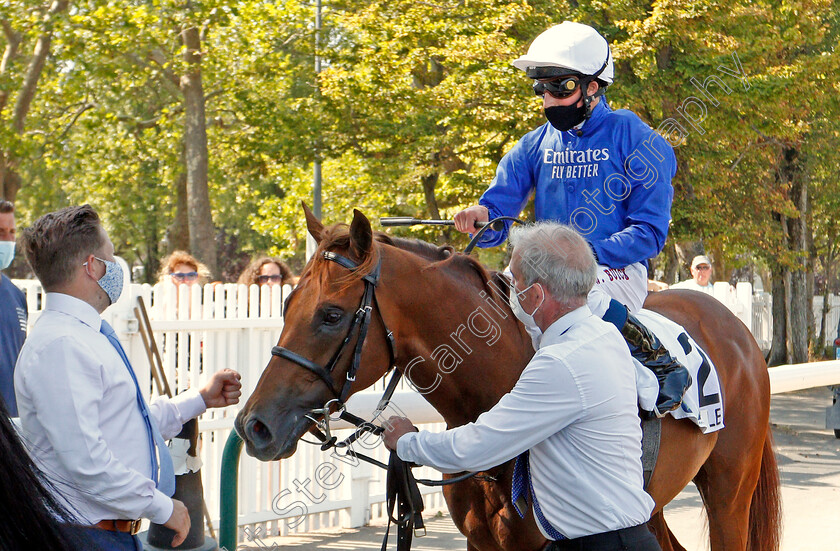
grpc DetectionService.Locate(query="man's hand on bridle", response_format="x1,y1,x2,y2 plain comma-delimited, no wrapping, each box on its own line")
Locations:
383,416,419,451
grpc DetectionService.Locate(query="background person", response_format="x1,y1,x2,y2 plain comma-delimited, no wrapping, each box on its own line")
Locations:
15,205,242,551
384,222,660,551
0,200,26,417
158,250,210,287
671,255,714,294
237,256,295,287
452,21,687,416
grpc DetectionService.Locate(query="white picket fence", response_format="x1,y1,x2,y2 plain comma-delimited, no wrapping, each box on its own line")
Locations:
813,294,840,347
11,266,840,543
708,282,772,351
697,285,840,353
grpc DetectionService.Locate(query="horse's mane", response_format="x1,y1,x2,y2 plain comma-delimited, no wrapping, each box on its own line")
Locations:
314,222,511,300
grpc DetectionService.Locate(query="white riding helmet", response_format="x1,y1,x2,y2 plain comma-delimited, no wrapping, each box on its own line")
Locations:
512,22,614,85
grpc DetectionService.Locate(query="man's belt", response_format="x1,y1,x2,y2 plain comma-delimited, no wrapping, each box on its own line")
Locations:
545,524,654,550
94,519,143,535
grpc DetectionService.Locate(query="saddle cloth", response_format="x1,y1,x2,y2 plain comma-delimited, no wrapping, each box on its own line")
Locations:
632,308,724,434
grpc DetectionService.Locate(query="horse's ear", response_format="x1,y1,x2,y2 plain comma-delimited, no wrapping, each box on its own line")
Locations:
349,209,373,259
302,201,323,243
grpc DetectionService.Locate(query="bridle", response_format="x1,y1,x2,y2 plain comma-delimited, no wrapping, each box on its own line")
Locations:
268,247,476,551
270,249,404,450
272,215,523,438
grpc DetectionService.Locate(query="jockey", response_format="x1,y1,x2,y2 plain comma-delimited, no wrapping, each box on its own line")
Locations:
453,21,690,417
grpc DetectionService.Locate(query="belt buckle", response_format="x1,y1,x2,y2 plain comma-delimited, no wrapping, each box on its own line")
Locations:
129,519,142,535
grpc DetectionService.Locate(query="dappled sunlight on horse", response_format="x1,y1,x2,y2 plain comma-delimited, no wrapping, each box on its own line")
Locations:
235,205,781,551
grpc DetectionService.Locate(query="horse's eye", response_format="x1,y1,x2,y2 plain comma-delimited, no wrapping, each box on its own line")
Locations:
323,311,343,325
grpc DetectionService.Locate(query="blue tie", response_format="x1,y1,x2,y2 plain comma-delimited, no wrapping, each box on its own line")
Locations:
100,320,176,496
512,451,566,540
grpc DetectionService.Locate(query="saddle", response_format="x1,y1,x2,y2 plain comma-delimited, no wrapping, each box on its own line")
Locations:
633,309,725,434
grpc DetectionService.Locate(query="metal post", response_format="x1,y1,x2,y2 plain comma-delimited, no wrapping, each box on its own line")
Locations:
314,0,322,223
306,0,323,261
219,431,244,551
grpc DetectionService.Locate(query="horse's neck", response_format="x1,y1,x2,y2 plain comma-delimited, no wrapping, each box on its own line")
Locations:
382,249,533,427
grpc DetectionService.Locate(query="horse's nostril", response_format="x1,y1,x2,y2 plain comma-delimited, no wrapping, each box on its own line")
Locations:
247,417,273,447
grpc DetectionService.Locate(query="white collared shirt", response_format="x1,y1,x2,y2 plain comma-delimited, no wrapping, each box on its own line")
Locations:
670,279,714,294
14,293,206,524
397,306,655,539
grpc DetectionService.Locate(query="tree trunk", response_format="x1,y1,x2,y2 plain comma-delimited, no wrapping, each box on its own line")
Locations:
0,165,21,203
167,166,191,253
818,244,835,355
806,255,816,356
664,243,679,285
783,146,810,364
180,26,218,279
788,266,809,363
421,172,441,220
0,20,22,113
767,265,788,366
421,171,450,243
818,279,831,357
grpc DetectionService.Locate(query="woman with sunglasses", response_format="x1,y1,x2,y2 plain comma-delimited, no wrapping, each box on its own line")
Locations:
158,250,209,287
237,257,295,288
453,22,689,418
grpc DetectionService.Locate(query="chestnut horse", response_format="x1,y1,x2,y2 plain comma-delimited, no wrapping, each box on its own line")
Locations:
235,208,781,551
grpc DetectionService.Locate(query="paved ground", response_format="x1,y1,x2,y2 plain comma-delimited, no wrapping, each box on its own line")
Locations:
238,387,840,551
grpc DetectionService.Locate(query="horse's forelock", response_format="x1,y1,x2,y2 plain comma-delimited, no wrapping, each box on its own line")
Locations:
310,222,381,287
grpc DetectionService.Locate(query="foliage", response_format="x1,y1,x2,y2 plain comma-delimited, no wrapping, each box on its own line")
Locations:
1,0,837,311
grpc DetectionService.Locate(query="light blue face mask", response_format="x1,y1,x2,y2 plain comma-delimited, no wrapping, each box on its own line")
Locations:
0,241,14,271
84,256,124,305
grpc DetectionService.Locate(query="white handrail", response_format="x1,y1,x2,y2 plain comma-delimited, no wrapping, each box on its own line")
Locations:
769,360,840,394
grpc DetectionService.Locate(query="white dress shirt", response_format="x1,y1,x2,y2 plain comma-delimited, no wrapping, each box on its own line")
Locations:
397,306,655,539
670,278,714,294
14,293,206,525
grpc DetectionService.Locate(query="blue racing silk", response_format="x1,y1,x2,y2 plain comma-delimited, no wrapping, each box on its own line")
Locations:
477,100,677,268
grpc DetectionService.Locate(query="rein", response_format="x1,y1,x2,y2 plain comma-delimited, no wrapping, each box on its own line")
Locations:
270,248,477,551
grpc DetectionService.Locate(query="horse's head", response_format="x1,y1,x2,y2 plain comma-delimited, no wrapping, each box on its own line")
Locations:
235,205,395,460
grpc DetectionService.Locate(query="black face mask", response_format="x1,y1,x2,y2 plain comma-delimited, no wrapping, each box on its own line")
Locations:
544,103,586,132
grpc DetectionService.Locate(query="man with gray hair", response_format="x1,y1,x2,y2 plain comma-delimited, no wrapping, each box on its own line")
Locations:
385,222,661,550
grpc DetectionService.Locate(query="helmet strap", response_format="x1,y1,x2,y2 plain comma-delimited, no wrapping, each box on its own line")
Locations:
576,77,606,135
581,44,610,118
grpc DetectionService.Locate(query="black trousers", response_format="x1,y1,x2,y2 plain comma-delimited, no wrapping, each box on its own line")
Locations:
545,524,662,551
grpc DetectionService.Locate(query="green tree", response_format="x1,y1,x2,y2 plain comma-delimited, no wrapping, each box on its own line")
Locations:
0,0,70,203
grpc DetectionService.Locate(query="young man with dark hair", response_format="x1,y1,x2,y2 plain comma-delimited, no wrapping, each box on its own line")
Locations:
15,204,242,550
